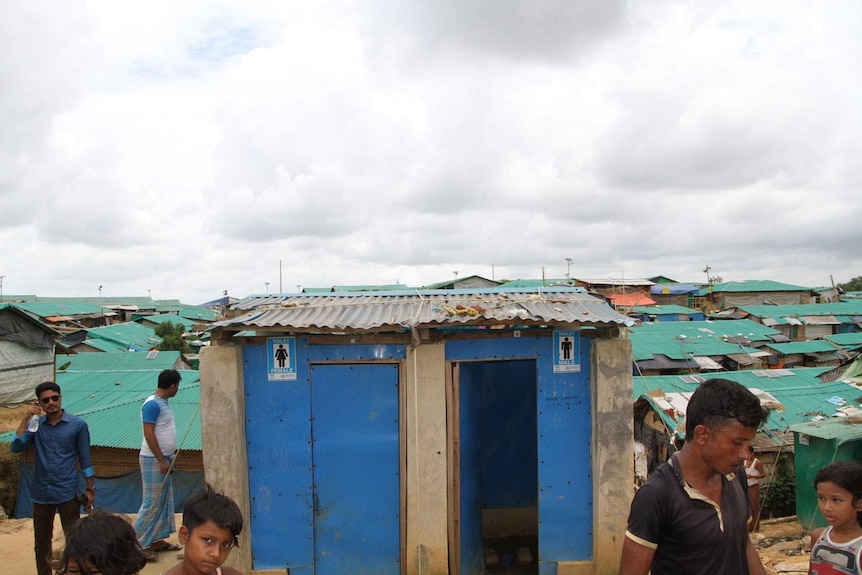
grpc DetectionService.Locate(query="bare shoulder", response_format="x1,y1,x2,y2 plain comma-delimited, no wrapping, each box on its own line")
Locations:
811,527,825,542
221,567,246,575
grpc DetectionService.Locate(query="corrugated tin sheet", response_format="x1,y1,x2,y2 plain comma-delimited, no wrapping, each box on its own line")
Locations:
697,280,812,296
630,304,700,315
57,350,182,373
800,315,840,325
220,288,635,332
629,319,780,361
634,367,861,433
87,322,162,351
766,341,840,355
55,370,201,450
138,314,197,330
789,419,862,443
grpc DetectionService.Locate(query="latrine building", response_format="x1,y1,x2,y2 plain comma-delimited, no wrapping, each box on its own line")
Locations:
200,287,634,575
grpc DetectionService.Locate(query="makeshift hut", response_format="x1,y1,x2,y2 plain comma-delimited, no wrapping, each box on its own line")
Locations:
201,287,635,575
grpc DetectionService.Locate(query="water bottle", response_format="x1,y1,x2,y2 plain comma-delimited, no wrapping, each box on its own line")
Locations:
27,415,40,432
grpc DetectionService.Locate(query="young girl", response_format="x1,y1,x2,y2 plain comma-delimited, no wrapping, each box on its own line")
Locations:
163,486,245,575
809,460,862,575
56,511,148,575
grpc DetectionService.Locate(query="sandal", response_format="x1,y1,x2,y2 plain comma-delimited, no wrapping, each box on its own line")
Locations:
152,541,183,552
143,549,159,562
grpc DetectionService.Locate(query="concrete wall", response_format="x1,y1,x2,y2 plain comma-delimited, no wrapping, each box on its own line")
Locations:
198,344,253,573
593,338,633,575
404,341,449,575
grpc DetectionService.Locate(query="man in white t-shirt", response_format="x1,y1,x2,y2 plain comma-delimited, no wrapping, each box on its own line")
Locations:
134,369,181,560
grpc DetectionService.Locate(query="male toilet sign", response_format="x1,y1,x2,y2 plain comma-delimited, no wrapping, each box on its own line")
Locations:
267,337,297,380
553,330,581,373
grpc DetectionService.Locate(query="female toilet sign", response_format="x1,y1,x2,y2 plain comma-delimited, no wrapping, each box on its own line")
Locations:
267,337,297,380
553,330,581,373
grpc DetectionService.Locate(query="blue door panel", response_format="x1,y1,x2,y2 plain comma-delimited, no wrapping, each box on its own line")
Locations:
311,363,400,575
244,342,315,571
537,335,592,561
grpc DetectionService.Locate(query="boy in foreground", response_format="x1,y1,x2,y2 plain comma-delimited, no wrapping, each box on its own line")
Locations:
163,486,244,575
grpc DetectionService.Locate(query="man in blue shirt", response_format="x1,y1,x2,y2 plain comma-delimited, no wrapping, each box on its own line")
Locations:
10,381,95,575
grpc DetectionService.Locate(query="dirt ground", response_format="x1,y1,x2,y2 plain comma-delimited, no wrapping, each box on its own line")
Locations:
0,405,815,574
0,512,183,575
0,514,812,575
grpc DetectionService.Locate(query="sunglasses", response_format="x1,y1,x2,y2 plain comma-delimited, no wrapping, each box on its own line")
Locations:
40,395,61,404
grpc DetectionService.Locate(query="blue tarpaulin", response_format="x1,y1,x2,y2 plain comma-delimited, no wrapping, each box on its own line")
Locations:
15,464,205,518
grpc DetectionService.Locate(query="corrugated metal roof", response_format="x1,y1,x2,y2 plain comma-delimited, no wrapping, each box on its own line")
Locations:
138,314,198,330
87,322,162,351
697,280,812,295
12,301,106,318
634,367,861,434
630,305,700,315
629,319,781,361
765,341,841,355
0,370,202,450
789,419,862,443
737,302,862,318
499,279,572,288
56,370,201,450
172,304,217,322
57,350,182,373
606,293,657,307
79,338,128,352
219,288,635,332
825,333,862,347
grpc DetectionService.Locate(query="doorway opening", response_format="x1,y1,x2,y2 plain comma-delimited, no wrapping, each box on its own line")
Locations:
450,359,539,575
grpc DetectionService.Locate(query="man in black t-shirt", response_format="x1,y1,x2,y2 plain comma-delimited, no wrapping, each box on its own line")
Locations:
620,378,770,575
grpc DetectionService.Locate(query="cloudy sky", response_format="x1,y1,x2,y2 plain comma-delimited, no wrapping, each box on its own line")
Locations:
2,1,861,304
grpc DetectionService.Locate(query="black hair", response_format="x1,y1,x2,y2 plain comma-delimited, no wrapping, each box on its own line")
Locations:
814,460,862,526
684,378,769,441
35,381,61,397
157,369,182,390
55,512,147,575
183,485,244,546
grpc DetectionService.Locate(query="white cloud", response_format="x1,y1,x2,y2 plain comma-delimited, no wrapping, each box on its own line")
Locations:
1,0,861,303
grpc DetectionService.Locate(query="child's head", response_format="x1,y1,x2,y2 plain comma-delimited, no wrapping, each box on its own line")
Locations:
56,512,147,575
178,485,244,574
814,460,862,528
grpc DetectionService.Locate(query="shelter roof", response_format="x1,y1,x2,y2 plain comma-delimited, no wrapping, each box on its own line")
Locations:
423,276,499,289
219,287,635,333
735,302,862,319
574,277,656,287
137,314,198,330
788,419,862,443
630,305,700,315
634,367,860,436
57,350,182,373
696,280,812,296
629,319,781,361
764,341,842,355
86,322,162,352
499,278,573,288
11,301,106,319
0,370,201,450
77,338,128,352
824,333,862,348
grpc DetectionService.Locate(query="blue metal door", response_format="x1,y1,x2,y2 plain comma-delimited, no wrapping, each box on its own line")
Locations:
310,363,401,575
